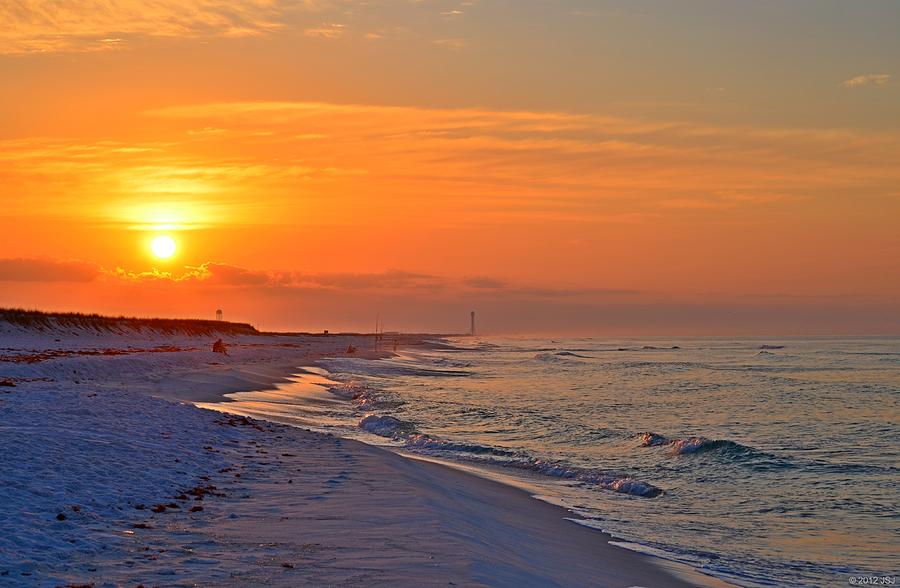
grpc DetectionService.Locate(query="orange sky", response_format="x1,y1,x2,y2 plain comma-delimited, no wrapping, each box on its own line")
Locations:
1,1,899,334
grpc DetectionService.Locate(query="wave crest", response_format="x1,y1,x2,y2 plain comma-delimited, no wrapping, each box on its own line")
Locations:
639,432,752,455
639,432,670,447
328,382,402,411
496,458,662,497
670,437,721,454
358,414,416,437
356,414,662,497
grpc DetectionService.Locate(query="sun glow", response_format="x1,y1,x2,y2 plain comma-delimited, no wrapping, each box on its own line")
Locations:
113,200,222,231
150,235,177,259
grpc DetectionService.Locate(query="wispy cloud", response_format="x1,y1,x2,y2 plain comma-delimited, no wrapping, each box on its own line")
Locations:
0,0,288,53
304,23,346,39
4,100,900,230
433,37,466,50
0,0,484,53
144,100,900,215
0,136,358,225
841,73,891,88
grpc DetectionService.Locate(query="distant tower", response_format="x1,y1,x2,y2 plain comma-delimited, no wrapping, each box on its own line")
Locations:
470,311,476,336
216,309,223,321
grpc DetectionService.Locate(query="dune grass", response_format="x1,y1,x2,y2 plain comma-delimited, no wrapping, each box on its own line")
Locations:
0,308,259,336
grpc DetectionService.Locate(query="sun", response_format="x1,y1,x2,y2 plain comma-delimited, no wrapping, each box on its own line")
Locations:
150,235,177,259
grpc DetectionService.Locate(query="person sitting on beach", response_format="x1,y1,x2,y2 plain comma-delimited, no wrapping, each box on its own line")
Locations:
212,338,229,355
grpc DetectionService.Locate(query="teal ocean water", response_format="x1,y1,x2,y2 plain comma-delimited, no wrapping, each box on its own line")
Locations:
221,337,900,587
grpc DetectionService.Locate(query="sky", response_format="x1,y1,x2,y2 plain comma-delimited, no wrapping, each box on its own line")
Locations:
1,0,898,335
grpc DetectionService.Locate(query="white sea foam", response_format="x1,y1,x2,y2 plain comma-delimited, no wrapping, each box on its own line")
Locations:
639,431,719,454
327,381,403,412
638,432,669,447
358,414,409,436
639,432,753,456
494,458,662,497
355,414,662,497
669,436,719,454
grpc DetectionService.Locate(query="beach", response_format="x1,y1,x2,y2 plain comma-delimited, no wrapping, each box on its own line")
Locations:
0,315,719,587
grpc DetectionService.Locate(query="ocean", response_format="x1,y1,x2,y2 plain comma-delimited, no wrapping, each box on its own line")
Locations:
215,336,899,587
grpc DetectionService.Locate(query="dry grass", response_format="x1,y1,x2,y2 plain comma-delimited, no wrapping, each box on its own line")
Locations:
0,308,259,336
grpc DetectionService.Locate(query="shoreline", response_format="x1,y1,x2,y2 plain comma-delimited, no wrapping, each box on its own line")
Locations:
1,321,727,586
165,337,733,587
148,334,441,404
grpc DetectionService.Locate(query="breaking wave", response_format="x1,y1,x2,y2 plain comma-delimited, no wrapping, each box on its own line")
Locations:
327,381,402,411
638,432,758,456
358,414,416,436
357,413,662,497
489,457,663,498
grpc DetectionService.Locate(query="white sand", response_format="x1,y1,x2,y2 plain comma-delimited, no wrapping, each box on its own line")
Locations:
0,317,728,587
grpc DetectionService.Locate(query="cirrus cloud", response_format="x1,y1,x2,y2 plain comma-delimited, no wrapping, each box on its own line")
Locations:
5,99,900,231
0,0,288,54
841,74,891,88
